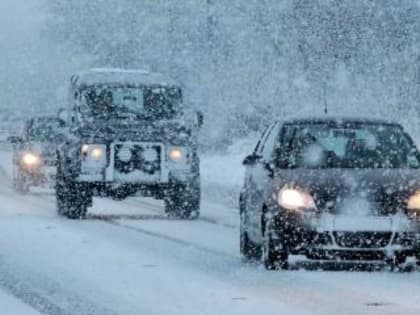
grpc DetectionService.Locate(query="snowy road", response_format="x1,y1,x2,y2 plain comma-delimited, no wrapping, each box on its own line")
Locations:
0,152,419,315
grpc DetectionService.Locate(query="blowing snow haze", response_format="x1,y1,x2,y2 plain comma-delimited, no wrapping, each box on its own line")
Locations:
1,2,420,315
0,0,86,127
1,1,420,145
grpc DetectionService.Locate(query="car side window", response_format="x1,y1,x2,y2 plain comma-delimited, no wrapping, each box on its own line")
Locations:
261,123,281,161
253,125,271,155
273,124,296,166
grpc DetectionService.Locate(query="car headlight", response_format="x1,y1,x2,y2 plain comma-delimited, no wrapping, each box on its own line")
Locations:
81,144,107,166
168,147,188,163
277,187,316,211
22,152,41,166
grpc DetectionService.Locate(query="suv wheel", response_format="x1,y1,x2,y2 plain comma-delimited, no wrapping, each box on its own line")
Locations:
56,163,91,219
262,224,288,270
240,209,261,261
165,183,200,220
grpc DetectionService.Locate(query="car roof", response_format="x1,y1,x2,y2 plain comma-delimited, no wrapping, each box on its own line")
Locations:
280,116,402,127
70,68,179,88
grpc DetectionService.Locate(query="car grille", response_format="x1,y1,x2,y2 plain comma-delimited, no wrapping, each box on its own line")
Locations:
333,231,392,248
114,144,161,175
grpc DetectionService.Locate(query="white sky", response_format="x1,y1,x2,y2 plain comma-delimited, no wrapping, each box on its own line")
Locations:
0,0,41,46
0,0,85,117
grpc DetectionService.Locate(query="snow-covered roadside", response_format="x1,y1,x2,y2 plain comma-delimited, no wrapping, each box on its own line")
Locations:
0,289,41,315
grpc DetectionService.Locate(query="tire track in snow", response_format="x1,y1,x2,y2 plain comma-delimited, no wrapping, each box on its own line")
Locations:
0,257,119,315
96,216,233,259
122,197,237,229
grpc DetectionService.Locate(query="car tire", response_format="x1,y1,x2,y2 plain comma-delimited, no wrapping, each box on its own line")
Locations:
240,209,261,261
386,254,416,272
13,177,29,194
262,225,288,270
12,168,29,194
165,182,200,220
56,163,90,219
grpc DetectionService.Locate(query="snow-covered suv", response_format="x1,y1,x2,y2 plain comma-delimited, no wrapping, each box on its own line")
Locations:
240,117,420,270
56,68,202,219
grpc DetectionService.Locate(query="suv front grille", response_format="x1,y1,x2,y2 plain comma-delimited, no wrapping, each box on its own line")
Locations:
333,231,392,248
114,144,161,175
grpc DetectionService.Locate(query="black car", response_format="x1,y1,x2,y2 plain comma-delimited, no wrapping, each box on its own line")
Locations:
56,68,202,219
240,117,420,270
9,116,66,193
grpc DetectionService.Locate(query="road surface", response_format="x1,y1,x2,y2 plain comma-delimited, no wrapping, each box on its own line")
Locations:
0,151,419,315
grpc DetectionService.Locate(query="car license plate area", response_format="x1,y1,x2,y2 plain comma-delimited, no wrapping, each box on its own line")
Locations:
333,231,392,248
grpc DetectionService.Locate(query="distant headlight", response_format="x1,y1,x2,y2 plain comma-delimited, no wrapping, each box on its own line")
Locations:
278,187,316,211
22,152,41,166
81,144,107,166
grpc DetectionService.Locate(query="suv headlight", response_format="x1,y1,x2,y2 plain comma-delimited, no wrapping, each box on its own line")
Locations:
278,187,316,211
407,192,420,219
81,144,107,168
168,147,189,163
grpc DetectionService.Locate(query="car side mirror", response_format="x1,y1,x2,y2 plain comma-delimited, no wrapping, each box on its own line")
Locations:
264,161,275,178
196,111,204,128
7,136,23,144
242,153,262,166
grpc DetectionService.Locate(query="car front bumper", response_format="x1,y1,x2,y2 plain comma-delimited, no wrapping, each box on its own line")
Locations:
20,165,57,185
268,207,420,261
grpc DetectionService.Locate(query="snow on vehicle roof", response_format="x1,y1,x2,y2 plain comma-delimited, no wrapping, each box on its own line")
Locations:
282,116,402,127
71,68,179,87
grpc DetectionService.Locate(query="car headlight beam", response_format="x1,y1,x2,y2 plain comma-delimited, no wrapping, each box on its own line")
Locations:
22,153,41,166
278,187,316,211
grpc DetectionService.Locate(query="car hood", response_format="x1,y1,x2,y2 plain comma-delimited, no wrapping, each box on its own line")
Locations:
272,168,420,216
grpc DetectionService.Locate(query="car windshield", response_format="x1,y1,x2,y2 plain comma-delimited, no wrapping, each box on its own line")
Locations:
26,118,64,142
276,122,420,169
81,86,182,120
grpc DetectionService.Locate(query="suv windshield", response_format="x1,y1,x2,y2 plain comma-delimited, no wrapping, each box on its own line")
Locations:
26,118,65,142
82,86,182,120
276,123,420,169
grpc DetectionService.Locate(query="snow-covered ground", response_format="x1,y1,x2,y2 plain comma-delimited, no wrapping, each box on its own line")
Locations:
0,147,419,315
201,136,257,207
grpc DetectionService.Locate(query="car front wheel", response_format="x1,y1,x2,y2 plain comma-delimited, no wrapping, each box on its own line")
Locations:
240,208,261,261
262,224,288,270
13,171,29,194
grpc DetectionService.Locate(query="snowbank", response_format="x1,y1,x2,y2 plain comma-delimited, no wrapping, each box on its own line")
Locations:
0,289,41,315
